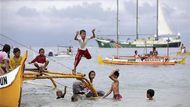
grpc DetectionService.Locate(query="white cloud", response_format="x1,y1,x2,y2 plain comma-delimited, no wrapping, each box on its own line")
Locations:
0,0,189,46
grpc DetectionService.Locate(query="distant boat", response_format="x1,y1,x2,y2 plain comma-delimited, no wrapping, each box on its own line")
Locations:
98,0,185,65
98,55,186,65
96,0,181,48
54,45,73,58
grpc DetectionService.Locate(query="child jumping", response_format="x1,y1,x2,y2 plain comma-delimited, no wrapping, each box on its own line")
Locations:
103,69,122,100
72,29,96,74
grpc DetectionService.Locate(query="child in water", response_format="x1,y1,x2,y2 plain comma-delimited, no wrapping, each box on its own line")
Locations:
103,69,122,100
56,86,67,99
146,89,155,100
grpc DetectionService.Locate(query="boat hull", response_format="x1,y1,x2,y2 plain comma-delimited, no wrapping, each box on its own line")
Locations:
97,55,184,65
0,67,22,107
96,38,181,48
0,51,27,107
102,58,176,65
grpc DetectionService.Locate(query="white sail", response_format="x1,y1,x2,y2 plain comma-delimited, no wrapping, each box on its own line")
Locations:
158,3,173,36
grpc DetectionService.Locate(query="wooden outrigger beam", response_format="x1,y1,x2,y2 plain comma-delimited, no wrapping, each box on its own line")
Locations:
23,70,98,97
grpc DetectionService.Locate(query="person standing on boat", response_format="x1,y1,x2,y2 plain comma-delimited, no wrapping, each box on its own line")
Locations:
134,50,141,58
151,47,158,56
72,29,96,74
29,48,49,72
0,44,11,75
9,48,22,70
180,44,186,54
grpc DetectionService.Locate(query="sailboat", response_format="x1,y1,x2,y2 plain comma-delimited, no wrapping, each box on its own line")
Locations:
95,0,181,48
97,0,185,65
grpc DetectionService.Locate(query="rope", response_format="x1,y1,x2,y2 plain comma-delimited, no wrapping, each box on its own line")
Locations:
0,33,73,70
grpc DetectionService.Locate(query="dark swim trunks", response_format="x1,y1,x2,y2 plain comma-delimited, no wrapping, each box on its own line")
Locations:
113,94,122,100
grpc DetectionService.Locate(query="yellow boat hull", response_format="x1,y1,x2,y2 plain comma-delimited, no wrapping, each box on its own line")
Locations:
98,55,185,65
176,51,190,56
0,51,27,107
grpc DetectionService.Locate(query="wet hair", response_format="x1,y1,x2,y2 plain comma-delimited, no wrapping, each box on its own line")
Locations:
2,44,11,58
147,89,155,98
80,29,86,35
114,71,119,78
39,48,44,53
13,48,20,54
71,95,78,102
88,70,95,83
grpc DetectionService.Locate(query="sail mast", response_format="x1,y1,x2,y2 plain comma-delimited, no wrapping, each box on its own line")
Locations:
116,0,119,57
156,0,159,40
136,0,139,40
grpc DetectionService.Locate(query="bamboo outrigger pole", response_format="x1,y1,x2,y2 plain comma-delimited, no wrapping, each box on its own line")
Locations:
23,70,98,97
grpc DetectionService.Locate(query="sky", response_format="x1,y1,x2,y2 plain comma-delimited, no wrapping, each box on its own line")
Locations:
0,0,189,46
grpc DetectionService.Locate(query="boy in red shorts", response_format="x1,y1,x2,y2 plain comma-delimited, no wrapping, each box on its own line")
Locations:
103,69,122,100
72,29,95,74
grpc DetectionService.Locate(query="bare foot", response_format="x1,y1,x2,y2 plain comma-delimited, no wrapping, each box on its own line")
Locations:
72,69,76,74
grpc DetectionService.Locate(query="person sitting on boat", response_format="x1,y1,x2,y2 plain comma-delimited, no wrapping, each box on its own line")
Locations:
0,44,11,75
150,47,158,57
103,69,122,100
9,48,22,70
134,50,141,58
146,89,155,101
180,44,186,54
56,86,67,99
29,48,49,72
72,29,96,74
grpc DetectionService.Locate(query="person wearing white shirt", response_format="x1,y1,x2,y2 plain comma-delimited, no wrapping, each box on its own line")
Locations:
72,29,95,74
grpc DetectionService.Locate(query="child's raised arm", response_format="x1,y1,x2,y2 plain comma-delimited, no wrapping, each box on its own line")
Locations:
62,86,67,98
74,31,79,40
109,69,119,82
90,29,96,39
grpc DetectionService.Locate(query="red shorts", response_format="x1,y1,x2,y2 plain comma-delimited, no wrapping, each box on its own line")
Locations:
76,48,91,59
113,94,122,100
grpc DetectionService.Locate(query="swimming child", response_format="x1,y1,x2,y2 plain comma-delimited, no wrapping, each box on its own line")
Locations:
72,29,96,74
103,69,122,100
85,70,105,98
146,89,155,100
29,48,49,72
9,48,22,70
56,86,67,99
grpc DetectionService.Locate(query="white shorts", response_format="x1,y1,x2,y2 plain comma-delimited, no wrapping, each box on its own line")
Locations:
36,63,45,67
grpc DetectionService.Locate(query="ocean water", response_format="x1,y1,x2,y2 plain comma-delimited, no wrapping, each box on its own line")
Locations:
20,46,190,107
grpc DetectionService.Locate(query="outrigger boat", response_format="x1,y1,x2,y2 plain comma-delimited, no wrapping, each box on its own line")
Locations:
97,0,185,65
0,51,27,107
176,51,190,56
95,0,181,48
98,55,186,65
0,51,98,107
53,45,73,58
